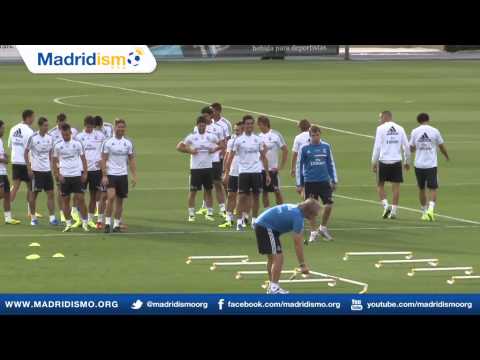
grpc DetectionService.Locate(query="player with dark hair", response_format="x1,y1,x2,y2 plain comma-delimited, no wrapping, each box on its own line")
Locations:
52,123,89,232
291,119,311,195
0,120,21,224
24,117,58,226
298,126,338,242
49,113,80,223
75,115,107,229
410,112,449,221
7,109,35,217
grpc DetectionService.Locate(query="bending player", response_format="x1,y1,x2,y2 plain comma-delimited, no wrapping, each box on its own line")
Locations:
254,199,320,294
298,126,338,242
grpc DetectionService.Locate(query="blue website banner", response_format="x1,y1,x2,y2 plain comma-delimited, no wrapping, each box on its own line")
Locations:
0,294,479,315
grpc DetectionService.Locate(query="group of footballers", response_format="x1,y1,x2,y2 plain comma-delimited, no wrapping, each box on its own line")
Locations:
177,103,338,243
0,110,137,233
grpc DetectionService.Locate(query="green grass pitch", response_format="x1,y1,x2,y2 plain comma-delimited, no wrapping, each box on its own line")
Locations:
0,60,479,293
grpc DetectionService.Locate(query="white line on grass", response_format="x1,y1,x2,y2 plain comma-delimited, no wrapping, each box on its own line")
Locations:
53,94,166,113
54,77,479,225
0,224,478,238
55,77,374,139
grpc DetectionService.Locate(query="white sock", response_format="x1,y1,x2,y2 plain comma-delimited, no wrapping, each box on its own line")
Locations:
82,218,87,225
202,201,206,209
66,219,72,226
88,213,94,222
96,201,100,212
114,219,121,228
269,282,279,290
31,215,37,221
5,211,12,221
188,208,195,216
391,205,398,214
429,201,435,210
242,212,249,220
381,199,389,209
98,214,104,223
207,208,213,216
310,230,318,238
105,217,111,226
319,225,326,231
226,211,233,222
219,203,226,212
71,207,79,215
252,217,256,225
237,218,243,226
49,215,56,222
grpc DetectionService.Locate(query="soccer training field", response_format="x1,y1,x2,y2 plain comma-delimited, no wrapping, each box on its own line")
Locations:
0,60,479,293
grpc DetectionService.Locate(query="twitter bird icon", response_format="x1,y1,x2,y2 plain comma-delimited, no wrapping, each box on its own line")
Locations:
131,299,143,310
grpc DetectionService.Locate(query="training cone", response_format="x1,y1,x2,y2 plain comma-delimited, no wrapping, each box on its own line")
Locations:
29,242,41,247
26,254,40,260
52,253,65,258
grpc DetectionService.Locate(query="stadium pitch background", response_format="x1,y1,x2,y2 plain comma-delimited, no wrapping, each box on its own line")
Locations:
0,60,479,293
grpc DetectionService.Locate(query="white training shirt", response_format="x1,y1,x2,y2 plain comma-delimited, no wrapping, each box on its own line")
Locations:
102,136,134,176
75,129,106,171
0,138,7,175
232,133,265,174
226,137,239,177
53,139,85,177
410,124,444,169
26,132,54,172
258,129,287,170
7,122,34,165
193,122,224,162
100,122,114,139
217,117,232,139
183,132,218,170
48,126,79,145
292,131,311,159
371,121,411,164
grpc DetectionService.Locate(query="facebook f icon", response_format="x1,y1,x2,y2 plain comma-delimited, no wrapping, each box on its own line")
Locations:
218,299,225,311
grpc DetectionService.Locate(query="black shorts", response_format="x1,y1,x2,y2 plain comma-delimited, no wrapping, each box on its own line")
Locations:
262,170,280,192
32,171,54,192
107,175,129,199
12,164,30,182
227,175,239,193
212,161,223,182
0,175,10,193
304,181,334,205
238,173,262,194
83,170,102,192
190,168,213,192
415,167,438,190
378,161,403,183
255,224,282,255
60,176,85,196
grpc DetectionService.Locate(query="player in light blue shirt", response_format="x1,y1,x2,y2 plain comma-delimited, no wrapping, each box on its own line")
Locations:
254,198,321,294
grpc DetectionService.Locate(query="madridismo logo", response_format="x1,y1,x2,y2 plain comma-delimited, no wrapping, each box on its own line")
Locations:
17,45,157,74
